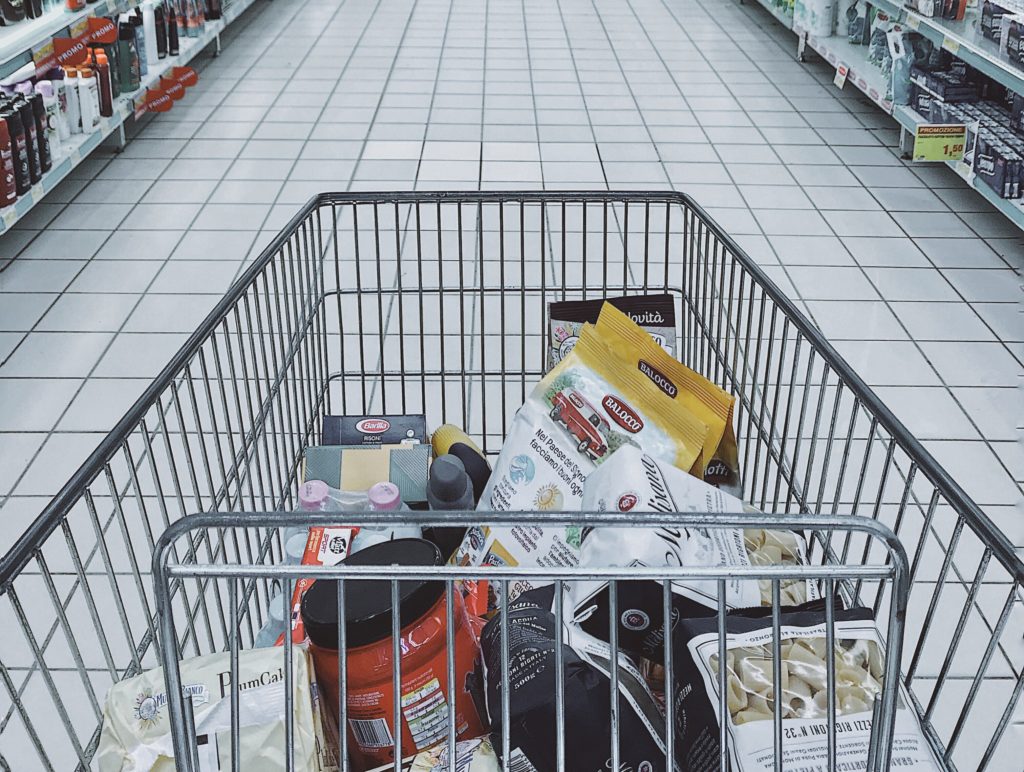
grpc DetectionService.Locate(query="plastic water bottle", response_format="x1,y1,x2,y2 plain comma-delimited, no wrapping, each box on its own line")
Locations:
283,479,331,564
253,590,288,648
350,482,421,554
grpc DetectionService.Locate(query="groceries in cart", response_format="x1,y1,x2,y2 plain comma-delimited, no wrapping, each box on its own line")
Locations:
568,445,817,662
96,646,332,771
99,293,940,772
675,606,941,771
478,585,667,772
365,737,500,771
547,292,677,368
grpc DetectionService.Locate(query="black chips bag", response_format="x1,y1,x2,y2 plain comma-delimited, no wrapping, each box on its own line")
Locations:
477,587,669,772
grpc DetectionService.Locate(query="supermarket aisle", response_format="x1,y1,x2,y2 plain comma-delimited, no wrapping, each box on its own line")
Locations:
0,0,1020,552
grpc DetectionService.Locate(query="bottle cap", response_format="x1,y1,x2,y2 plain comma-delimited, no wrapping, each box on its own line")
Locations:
95,51,108,65
368,481,401,511
79,67,93,78
13,82,32,96
427,454,471,505
34,82,53,98
298,479,330,511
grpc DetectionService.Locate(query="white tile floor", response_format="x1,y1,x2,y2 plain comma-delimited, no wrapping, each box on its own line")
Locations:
2,0,1017,549
0,2,1020,768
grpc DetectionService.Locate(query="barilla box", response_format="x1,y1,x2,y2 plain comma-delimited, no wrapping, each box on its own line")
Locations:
322,414,427,446
303,444,431,506
278,525,359,645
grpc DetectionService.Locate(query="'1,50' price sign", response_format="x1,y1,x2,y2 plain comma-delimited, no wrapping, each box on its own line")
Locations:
912,123,967,162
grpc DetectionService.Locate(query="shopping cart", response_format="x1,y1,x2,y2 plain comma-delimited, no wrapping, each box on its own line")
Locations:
0,192,1019,772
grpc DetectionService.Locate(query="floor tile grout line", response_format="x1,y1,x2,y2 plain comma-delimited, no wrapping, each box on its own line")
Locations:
670,0,1024,493
0,0,336,508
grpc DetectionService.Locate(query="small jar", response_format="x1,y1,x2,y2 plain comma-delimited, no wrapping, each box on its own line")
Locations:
301,539,485,771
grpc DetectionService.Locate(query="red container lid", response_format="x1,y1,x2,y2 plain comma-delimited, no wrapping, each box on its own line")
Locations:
301,538,445,649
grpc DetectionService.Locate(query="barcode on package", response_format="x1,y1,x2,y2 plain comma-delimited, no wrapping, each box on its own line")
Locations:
350,717,394,749
506,748,539,772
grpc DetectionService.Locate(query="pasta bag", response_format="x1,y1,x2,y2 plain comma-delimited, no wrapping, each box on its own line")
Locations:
594,302,741,495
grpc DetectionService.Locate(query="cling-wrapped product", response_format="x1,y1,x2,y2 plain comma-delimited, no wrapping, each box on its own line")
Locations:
464,324,707,600
673,606,942,771
594,303,740,494
572,446,815,661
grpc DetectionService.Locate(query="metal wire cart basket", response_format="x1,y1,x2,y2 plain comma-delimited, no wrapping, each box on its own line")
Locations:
0,192,1020,771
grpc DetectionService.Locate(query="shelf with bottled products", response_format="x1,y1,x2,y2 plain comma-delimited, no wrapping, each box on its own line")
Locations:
0,0,258,235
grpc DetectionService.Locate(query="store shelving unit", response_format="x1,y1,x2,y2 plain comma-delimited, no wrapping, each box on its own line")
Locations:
0,0,140,80
796,24,895,114
892,102,1024,222
752,0,1024,230
0,0,258,234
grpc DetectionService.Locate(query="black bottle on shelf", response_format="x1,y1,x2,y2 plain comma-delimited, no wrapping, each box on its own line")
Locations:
28,92,51,174
24,0,40,18
205,0,221,20
0,105,30,197
0,0,26,23
12,98,41,185
155,2,168,59
167,3,180,56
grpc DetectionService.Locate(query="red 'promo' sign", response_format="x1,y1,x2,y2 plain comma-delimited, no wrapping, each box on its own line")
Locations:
172,66,199,87
52,17,119,69
159,76,185,101
144,89,174,113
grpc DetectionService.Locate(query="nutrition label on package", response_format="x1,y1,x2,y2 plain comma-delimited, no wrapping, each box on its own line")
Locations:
400,677,449,750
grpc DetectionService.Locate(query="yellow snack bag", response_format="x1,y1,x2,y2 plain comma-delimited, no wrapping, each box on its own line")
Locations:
595,302,740,494
460,322,708,601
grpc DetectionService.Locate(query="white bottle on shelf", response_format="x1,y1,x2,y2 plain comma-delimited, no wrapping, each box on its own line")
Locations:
52,77,71,141
77,67,101,134
63,69,82,135
142,2,161,69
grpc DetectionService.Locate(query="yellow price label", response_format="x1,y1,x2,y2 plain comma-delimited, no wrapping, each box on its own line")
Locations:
2,209,16,228
912,124,967,162
941,35,960,55
905,12,920,30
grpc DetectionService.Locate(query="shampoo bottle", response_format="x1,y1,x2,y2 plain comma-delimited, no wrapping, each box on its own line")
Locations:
63,68,82,135
28,92,52,173
1,106,31,196
12,97,41,184
0,113,18,206
93,51,114,118
131,9,148,76
0,0,27,23
50,73,71,141
118,21,141,92
167,2,180,56
77,67,101,134
34,82,62,164
154,2,168,59
142,2,161,67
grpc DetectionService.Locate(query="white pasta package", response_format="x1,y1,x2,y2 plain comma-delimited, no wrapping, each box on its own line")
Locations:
570,446,817,660
459,323,707,601
96,646,334,772
673,606,942,771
